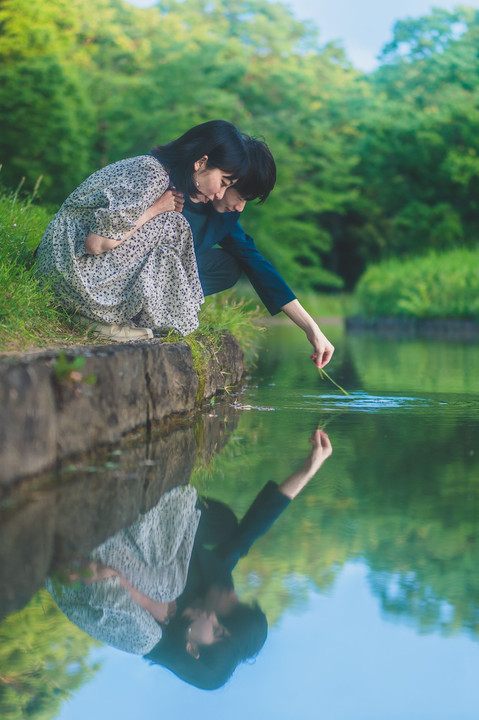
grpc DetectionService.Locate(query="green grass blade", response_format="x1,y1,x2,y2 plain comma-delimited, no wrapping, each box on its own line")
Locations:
317,367,351,396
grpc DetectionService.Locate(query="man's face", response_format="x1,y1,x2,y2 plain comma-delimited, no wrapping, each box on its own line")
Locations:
212,187,247,214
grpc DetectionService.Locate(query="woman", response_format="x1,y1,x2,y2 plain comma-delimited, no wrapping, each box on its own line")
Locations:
147,428,332,689
35,120,249,340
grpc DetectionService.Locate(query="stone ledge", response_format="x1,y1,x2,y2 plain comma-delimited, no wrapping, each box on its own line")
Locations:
0,332,244,485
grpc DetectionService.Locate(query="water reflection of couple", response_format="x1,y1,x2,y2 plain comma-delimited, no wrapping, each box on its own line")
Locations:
48,430,332,689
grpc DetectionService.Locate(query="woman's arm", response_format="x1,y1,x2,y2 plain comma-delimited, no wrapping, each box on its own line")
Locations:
118,576,177,623
69,561,176,623
85,188,184,254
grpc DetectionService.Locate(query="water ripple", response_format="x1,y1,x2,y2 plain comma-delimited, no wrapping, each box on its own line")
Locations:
301,393,434,413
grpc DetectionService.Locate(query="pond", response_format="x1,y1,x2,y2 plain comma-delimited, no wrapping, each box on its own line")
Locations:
1,323,479,720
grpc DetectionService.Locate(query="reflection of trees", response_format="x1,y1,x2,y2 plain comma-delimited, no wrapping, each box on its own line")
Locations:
192,411,361,624
0,590,100,720
347,334,479,395
348,413,479,638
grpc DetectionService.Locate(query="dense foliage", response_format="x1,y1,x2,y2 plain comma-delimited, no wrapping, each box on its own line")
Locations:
0,591,100,720
1,0,478,303
355,248,479,318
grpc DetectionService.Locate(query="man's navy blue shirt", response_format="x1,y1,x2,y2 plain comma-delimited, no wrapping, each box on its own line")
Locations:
183,198,296,315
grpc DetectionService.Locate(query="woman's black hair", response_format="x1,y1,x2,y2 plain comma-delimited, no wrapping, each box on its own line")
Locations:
233,136,277,204
151,120,249,199
145,599,267,691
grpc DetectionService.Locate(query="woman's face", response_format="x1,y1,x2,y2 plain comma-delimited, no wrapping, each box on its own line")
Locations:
190,155,236,203
183,607,230,655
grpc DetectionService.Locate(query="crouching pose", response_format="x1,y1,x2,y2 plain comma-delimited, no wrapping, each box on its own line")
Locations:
35,121,250,340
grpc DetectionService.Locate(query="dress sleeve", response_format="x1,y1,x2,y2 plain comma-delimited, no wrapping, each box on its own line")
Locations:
65,155,170,243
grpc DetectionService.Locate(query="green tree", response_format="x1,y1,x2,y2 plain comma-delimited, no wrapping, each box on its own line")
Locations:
0,590,100,720
0,0,364,289
352,7,479,268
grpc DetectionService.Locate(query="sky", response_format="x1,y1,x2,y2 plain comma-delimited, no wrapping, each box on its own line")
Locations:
280,0,479,70
130,0,479,71
56,562,479,720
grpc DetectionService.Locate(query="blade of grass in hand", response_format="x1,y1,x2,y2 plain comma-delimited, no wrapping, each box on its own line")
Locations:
317,367,350,396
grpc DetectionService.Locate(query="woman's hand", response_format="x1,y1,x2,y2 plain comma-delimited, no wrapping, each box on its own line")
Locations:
280,299,335,369
277,429,333,499
151,188,185,215
307,429,333,473
85,232,123,254
68,562,119,584
85,189,185,255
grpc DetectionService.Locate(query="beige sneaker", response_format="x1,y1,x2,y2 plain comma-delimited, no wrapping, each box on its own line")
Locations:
78,316,153,341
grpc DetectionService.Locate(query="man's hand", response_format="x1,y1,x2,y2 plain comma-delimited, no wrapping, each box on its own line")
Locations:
280,299,335,369
307,327,335,369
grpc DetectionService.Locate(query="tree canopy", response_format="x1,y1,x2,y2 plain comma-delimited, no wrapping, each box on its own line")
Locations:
1,0,479,289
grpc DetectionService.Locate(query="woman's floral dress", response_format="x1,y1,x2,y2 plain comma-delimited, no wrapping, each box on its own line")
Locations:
35,155,204,335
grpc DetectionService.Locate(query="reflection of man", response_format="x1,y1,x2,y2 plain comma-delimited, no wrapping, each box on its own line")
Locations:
182,139,335,369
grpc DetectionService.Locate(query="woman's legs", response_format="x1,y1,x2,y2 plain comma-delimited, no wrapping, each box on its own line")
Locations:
74,212,203,335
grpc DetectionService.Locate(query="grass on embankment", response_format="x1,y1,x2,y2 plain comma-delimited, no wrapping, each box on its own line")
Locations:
355,248,479,319
0,189,262,354
5,185,475,354
0,185,83,352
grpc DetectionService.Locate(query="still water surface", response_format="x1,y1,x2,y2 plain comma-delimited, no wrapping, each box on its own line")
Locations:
1,324,478,719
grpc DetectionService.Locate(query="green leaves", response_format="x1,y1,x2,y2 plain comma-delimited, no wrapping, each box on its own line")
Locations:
3,0,479,295
355,248,479,318
0,0,361,290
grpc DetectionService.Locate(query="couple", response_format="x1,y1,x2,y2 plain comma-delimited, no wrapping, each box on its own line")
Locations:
35,120,334,368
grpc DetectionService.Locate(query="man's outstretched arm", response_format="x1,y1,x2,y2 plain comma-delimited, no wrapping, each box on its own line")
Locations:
280,299,335,369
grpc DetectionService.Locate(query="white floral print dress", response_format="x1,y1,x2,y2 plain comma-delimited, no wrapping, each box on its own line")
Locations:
35,155,204,335
47,486,201,655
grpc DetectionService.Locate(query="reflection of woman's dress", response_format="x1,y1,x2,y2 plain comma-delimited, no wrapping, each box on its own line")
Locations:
47,486,200,655
35,155,204,335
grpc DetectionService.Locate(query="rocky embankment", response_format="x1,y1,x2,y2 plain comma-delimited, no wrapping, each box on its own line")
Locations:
0,400,242,620
0,332,244,486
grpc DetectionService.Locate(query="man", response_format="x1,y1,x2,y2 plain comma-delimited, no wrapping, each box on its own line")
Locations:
182,138,335,369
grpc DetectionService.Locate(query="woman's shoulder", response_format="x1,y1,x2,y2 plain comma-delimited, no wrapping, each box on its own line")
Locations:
101,154,168,181
66,155,169,200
